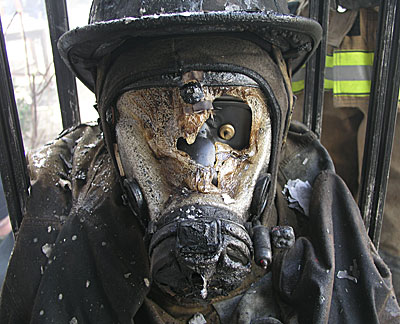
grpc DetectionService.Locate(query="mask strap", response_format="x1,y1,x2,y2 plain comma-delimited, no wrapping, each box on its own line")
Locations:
114,143,125,177
272,45,294,145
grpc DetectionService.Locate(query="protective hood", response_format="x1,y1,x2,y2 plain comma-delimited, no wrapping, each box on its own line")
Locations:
58,0,322,91
96,35,293,302
97,35,290,221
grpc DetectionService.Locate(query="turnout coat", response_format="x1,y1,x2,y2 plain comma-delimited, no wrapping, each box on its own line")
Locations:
0,122,399,323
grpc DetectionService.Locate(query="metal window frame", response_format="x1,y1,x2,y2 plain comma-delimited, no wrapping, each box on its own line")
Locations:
357,0,400,248
45,0,80,129
0,16,29,234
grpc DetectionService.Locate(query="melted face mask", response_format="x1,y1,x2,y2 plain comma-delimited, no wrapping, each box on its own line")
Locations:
115,73,272,302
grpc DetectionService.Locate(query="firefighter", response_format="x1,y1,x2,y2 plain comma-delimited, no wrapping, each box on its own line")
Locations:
0,1,399,323
292,0,400,299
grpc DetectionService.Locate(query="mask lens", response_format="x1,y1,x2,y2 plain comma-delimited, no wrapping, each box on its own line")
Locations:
208,96,252,150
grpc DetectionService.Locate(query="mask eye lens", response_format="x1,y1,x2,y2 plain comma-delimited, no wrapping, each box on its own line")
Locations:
211,96,252,150
219,124,235,140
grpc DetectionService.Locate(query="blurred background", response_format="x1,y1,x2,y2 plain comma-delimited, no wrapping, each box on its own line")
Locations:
0,0,96,151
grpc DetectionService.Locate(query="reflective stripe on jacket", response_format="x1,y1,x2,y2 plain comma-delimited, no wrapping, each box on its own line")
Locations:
291,6,387,108
292,50,374,97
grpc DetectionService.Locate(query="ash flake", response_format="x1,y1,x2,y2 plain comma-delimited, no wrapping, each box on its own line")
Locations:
32,152,47,168
84,144,96,149
188,313,206,324
222,193,235,204
337,270,358,283
319,295,326,304
70,317,78,324
41,243,53,258
225,4,241,11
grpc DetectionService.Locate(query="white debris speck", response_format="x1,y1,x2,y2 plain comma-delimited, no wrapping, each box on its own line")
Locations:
58,179,72,190
58,293,63,300
33,238,38,243
33,152,47,168
178,11,192,17
41,243,53,258
72,235,77,241
39,310,45,316
86,280,91,288
222,193,235,204
101,242,107,246
144,278,150,287
200,275,208,299
70,317,78,324
40,266,44,275
224,4,241,11
124,273,132,279
282,179,312,216
337,270,358,283
188,313,207,324
302,157,309,165
47,226,52,233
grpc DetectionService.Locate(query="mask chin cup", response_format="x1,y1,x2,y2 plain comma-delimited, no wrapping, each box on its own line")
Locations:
250,173,271,220
123,178,148,227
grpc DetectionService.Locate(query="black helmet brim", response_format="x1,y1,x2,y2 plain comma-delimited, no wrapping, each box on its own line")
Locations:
58,11,322,92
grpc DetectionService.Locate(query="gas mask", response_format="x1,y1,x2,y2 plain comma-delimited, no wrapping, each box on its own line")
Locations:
96,36,293,303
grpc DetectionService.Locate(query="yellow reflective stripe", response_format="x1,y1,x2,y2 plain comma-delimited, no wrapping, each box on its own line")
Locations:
325,54,334,68
293,79,334,93
324,79,334,90
292,80,305,93
333,51,375,66
292,51,375,94
333,80,371,96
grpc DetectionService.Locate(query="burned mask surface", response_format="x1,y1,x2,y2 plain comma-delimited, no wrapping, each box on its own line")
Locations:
115,76,272,302
116,86,271,200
